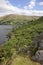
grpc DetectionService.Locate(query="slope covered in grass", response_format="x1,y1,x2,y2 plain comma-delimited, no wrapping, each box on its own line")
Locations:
0,16,43,65
11,55,40,65
0,14,39,24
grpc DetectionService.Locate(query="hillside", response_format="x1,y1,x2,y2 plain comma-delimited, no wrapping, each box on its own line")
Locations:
0,15,43,65
0,14,39,24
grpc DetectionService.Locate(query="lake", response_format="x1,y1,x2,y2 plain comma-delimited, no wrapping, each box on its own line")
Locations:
0,25,13,44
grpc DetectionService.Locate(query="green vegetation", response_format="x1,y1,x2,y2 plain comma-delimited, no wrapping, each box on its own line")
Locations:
11,55,40,65
0,14,39,24
0,15,43,65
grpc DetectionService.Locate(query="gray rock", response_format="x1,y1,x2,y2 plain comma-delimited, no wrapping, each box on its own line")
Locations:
27,50,31,55
34,32,43,49
30,32,43,65
32,50,43,65
17,45,30,54
31,56,36,61
35,50,43,61
39,40,43,49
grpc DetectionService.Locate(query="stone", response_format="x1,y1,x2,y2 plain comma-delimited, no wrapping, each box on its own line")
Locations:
32,50,43,65
27,51,31,55
39,40,43,49
35,50,43,61
30,32,43,65
31,56,36,61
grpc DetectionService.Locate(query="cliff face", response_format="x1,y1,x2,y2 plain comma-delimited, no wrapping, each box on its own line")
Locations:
31,32,43,65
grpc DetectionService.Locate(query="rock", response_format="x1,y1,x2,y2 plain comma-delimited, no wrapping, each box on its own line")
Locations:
32,50,43,65
17,45,30,54
39,40,43,49
30,32,43,65
34,32,43,48
35,50,43,62
40,32,43,39
31,56,36,61
27,50,31,55
16,47,23,54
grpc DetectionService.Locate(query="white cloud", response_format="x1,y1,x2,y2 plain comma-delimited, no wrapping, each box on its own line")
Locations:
29,0,36,9
39,2,43,6
0,0,23,16
24,0,36,10
0,0,43,16
24,6,28,10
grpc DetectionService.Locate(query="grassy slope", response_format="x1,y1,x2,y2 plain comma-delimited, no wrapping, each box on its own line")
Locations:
0,14,39,24
0,15,43,65
11,55,40,65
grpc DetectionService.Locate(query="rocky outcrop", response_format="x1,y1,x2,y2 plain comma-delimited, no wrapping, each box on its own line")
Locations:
31,32,43,65
16,32,43,65
31,50,43,65
17,45,31,55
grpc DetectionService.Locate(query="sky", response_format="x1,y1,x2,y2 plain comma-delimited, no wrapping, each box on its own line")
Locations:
0,0,43,16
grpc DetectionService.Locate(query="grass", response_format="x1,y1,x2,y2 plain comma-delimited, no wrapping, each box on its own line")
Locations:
0,14,39,24
0,16,43,65
11,55,40,65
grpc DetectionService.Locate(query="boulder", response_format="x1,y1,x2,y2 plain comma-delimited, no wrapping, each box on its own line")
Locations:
35,50,43,62
31,50,43,65
30,32,43,65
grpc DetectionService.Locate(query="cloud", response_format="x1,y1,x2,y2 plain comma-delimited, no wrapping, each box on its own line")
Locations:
0,0,43,16
24,0,36,10
23,10,43,16
0,0,23,16
39,2,43,6
28,0,36,9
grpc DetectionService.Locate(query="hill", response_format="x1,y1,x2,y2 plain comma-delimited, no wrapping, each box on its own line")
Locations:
0,14,39,24
0,15,43,65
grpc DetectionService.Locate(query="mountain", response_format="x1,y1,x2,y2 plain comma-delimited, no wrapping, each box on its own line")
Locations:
0,14,40,24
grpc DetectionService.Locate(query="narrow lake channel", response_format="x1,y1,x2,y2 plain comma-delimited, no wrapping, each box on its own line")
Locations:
0,25,13,44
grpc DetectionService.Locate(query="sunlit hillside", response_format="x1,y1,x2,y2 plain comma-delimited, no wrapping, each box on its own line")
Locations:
0,15,43,65
0,14,39,24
